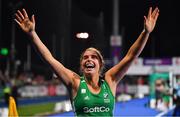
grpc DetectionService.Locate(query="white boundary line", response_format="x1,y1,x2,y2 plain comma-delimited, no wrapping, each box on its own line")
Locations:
155,105,175,117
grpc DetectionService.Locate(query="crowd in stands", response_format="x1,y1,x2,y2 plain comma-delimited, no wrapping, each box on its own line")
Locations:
0,69,62,107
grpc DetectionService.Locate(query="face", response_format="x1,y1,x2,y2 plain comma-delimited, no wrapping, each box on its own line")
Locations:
155,80,165,92
80,50,101,76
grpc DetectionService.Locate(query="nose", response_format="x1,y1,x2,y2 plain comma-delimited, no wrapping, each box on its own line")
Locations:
87,56,93,61
86,58,91,62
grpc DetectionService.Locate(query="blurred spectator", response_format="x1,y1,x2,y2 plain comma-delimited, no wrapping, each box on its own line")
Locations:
48,82,56,96
33,74,45,85
173,76,180,116
3,83,11,106
155,78,170,111
0,70,20,106
11,78,19,106
0,70,11,106
137,76,145,85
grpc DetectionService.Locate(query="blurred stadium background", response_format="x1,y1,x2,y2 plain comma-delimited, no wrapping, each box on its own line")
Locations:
0,0,180,116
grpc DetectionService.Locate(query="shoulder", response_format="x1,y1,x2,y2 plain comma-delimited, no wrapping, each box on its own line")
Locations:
104,74,117,96
66,73,81,91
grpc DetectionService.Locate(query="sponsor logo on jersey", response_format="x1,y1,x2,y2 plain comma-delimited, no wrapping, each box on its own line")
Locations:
84,96,90,100
83,106,110,113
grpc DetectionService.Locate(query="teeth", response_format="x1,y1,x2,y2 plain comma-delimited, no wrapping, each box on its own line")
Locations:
85,63,95,68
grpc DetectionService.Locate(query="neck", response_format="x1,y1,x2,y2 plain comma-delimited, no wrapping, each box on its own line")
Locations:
84,74,100,89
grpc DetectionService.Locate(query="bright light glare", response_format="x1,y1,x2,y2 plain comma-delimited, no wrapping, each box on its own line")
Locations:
76,32,89,39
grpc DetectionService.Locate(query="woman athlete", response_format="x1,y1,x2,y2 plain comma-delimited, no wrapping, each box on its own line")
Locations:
14,7,159,116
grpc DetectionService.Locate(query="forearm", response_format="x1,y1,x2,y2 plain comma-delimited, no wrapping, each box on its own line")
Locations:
28,31,53,61
126,29,150,59
28,31,79,86
105,30,150,82
106,7,159,84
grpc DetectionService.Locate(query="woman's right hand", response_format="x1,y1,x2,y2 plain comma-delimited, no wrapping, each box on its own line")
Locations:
14,9,35,34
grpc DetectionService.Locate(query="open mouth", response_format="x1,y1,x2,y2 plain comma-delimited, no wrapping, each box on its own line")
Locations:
85,62,95,69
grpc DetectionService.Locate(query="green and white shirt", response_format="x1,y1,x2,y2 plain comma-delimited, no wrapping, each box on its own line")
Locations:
73,76,115,116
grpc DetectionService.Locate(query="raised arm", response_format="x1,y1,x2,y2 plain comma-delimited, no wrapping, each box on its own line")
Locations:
14,9,80,87
105,7,159,85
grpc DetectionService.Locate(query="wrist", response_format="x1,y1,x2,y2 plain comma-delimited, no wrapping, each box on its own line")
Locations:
143,29,150,35
28,30,36,36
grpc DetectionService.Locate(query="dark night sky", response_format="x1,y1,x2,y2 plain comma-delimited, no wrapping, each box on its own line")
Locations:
1,0,180,75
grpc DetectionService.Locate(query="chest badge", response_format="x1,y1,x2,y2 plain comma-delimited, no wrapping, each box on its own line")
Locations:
104,92,110,103
103,92,108,98
81,89,86,94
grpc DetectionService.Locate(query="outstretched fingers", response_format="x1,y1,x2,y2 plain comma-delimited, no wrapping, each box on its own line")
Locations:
147,7,152,19
15,13,22,23
154,11,159,21
17,10,25,20
14,18,21,27
152,7,159,19
22,9,29,18
15,9,27,23
31,15,35,24
144,16,147,21
14,9,36,33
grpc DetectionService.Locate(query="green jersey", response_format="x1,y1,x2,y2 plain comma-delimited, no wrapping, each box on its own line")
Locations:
73,76,115,116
